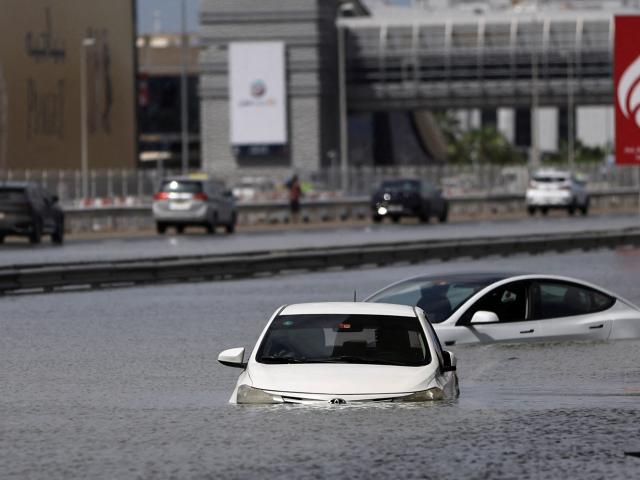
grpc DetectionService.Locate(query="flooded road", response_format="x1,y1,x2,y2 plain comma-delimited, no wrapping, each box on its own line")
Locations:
2,248,640,478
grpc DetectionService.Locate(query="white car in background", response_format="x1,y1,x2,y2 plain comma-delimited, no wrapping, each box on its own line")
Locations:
526,170,589,216
218,302,459,404
365,273,640,346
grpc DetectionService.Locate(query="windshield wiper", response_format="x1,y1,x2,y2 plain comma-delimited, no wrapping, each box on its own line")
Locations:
259,356,307,364
312,356,407,366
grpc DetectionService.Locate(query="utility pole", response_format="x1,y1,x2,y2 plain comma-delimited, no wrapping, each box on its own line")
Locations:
80,37,96,201
180,0,189,175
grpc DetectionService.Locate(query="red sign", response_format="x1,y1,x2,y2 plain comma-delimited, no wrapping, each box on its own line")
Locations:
615,16,640,165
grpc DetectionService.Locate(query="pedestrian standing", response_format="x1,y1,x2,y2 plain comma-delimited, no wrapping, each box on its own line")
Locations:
288,175,302,223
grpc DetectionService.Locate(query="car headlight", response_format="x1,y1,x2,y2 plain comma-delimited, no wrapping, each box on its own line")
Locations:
393,387,444,402
236,385,283,404
377,206,388,215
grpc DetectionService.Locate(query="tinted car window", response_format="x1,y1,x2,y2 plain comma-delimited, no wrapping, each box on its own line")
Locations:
256,314,430,367
460,281,528,324
160,180,202,194
368,278,493,324
531,281,615,319
380,180,420,192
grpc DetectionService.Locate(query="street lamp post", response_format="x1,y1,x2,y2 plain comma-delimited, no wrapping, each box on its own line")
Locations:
180,0,189,175
337,21,348,192
80,37,96,201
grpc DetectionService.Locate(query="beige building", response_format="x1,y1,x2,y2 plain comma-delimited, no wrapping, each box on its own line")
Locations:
0,0,136,170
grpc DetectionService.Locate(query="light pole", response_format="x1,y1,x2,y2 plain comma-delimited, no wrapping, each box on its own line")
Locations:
180,0,189,175
80,37,96,201
337,20,348,192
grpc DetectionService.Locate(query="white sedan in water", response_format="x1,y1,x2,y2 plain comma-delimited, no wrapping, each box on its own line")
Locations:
218,302,459,404
365,273,640,346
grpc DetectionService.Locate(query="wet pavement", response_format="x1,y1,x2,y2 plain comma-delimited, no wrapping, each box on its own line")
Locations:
1,248,640,478
0,213,639,267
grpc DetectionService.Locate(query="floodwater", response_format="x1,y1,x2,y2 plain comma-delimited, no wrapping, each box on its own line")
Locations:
2,248,640,479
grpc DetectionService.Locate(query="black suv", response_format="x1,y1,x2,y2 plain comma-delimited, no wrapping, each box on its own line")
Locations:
371,179,448,224
0,182,64,244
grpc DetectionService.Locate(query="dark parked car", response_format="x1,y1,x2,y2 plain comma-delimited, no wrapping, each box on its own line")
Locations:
371,179,448,223
152,176,237,234
0,182,64,244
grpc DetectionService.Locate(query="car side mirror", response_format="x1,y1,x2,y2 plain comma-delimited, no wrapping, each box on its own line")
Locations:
470,311,499,325
218,347,247,369
442,350,457,372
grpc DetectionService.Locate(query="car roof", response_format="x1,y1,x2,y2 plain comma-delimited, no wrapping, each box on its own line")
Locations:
280,302,417,317
396,272,522,285
0,181,37,189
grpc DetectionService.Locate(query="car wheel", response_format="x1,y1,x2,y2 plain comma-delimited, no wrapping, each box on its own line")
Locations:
206,213,217,234
419,208,430,223
156,223,167,234
541,207,549,216
580,198,590,216
225,213,237,234
51,219,64,245
391,215,401,224
0,235,4,244
568,204,576,216
176,225,185,234
29,219,42,244
438,205,449,223
372,215,382,223
527,206,536,216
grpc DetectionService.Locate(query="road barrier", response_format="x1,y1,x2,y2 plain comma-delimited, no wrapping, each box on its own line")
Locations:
64,188,640,233
1,227,640,295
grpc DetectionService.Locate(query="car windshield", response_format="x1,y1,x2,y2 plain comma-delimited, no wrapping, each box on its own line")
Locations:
533,175,568,183
380,180,419,192
367,277,500,323
256,314,431,366
160,180,202,194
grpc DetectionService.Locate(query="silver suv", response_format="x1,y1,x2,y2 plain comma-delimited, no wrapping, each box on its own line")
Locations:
152,177,237,234
526,170,589,216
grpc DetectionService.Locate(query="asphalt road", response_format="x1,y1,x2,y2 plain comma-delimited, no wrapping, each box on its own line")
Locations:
1,213,639,267
2,248,640,478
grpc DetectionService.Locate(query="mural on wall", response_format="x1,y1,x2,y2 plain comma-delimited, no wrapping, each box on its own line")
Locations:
24,6,67,142
0,0,136,170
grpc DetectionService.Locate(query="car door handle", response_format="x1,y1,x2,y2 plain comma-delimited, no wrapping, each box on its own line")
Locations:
589,324,604,330
520,329,534,334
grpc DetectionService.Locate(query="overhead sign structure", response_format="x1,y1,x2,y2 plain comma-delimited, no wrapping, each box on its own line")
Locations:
228,41,288,156
615,16,640,165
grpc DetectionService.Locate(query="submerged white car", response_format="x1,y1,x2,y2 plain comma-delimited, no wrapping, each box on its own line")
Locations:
218,302,459,404
365,273,640,346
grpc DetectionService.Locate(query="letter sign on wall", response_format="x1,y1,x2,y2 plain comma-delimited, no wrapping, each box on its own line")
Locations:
615,16,640,164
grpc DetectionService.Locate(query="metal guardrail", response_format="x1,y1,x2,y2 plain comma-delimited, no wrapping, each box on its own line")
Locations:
63,188,640,232
2,227,640,295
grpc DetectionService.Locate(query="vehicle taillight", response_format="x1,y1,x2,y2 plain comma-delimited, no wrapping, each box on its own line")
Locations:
154,192,169,200
193,193,208,201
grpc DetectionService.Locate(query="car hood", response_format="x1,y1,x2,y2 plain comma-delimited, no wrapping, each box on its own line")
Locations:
247,362,437,396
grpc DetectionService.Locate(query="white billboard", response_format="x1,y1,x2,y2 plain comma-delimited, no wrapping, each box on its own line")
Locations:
228,41,287,153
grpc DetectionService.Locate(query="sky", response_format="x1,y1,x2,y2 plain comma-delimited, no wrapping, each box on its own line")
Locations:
137,0,199,33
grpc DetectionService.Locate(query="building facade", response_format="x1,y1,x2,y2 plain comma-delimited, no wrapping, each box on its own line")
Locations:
0,0,137,170
199,0,341,175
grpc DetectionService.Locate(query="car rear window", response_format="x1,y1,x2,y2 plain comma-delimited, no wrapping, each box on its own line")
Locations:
159,180,202,194
0,189,27,203
533,176,567,183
